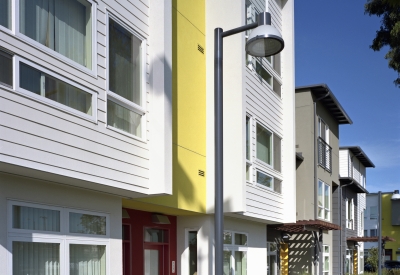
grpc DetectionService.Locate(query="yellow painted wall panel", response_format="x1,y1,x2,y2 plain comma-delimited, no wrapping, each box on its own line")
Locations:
172,0,205,33
174,10,206,156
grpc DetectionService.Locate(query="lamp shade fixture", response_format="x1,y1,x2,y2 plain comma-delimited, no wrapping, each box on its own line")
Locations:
246,12,284,57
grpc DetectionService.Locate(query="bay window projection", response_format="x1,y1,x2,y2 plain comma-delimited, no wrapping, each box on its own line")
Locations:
108,18,145,137
0,50,13,87
19,62,93,115
19,0,93,69
9,202,108,275
318,180,330,221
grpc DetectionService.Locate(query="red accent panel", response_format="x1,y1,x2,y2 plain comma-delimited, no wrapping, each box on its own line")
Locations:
122,208,177,275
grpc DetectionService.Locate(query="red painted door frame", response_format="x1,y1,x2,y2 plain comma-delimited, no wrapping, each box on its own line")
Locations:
122,208,177,275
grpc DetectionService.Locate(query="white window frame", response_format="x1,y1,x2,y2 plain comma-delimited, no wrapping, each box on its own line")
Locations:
106,11,147,141
323,245,330,275
183,228,199,275
14,56,98,122
223,230,248,275
256,169,274,191
255,121,274,168
7,200,110,275
317,180,330,221
267,242,278,275
12,0,97,76
346,199,354,229
246,115,253,183
318,117,329,144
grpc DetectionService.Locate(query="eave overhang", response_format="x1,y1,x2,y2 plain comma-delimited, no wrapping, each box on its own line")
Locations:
340,177,369,194
295,84,353,125
340,146,375,168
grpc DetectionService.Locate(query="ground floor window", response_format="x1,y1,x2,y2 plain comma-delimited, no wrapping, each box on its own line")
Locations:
267,242,277,275
8,200,109,275
223,231,248,275
188,230,198,275
323,245,329,275
346,249,353,274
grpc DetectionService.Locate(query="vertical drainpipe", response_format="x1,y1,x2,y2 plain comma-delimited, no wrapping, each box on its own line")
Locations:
313,89,330,275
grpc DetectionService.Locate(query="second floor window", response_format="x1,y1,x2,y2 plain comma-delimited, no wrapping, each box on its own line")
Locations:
256,123,281,171
318,180,330,221
346,199,354,229
317,117,331,172
0,0,10,29
19,0,93,69
107,17,146,138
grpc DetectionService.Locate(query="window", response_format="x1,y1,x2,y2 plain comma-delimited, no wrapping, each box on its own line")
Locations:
318,118,329,143
15,57,95,119
361,210,364,234
370,206,378,219
267,242,277,275
323,245,330,275
246,116,252,182
107,17,146,137
224,231,248,275
8,201,109,275
317,117,332,172
364,229,368,237
318,180,330,220
0,49,13,87
370,229,377,237
19,62,92,115
188,231,198,275
346,199,354,229
246,119,282,193
19,0,93,69
0,0,11,29
256,123,272,165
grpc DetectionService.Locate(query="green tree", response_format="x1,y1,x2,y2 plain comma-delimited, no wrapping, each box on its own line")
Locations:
365,0,400,87
366,247,379,272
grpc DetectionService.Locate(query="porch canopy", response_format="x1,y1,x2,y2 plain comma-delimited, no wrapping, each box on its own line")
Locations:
347,236,396,242
272,219,341,233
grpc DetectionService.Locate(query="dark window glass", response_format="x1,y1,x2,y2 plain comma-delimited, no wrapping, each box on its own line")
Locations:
0,0,10,29
189,231,198,275
0,50,13,87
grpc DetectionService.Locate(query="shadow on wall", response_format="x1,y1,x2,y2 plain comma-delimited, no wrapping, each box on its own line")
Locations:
288,233,315,274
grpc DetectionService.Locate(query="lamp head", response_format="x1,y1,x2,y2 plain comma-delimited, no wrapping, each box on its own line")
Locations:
246,12,284,57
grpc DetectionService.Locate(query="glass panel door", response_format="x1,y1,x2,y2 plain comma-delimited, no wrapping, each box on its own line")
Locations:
144,246,162,275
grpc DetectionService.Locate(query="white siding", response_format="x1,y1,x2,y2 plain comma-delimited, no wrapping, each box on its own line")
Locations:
339,149,349,177
0,0,172,197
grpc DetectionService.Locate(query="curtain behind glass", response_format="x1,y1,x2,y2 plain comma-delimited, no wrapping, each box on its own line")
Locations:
0,0,10,29
13,205,60,232
256,124,271,164
107,100,141,136
13,242,60,275
109,19,141,106
235,251,247,275
20,0,91,68
70,244,106,275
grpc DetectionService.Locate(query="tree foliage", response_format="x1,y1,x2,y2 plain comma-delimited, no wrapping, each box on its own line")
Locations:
366,247,379,272
365,0,400,87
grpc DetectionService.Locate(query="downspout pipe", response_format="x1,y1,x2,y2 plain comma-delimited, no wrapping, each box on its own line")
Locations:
313,90,330,275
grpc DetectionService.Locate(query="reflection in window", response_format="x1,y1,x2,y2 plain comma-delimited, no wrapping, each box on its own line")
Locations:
257,170,273,189
20,63,92,115
256,123,272,165
223,231,232,244
0,50,12,87
69,212,106,235
189,231,198,275
70,244,106,275
224,251,232,275
235,251,247,275
235,233,247,246
144,228,167,243
107,99,141,136
0,0,10,29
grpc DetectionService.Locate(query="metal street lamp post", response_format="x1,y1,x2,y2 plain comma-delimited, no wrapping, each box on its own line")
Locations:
214,11,284,275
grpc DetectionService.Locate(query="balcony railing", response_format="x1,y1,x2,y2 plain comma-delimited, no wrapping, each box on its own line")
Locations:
318,137,332,172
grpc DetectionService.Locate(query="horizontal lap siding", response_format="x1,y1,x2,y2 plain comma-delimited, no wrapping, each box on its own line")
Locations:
0,0,151,192
245,0,284,222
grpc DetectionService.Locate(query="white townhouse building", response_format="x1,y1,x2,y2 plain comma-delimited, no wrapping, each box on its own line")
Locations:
0,0,172,274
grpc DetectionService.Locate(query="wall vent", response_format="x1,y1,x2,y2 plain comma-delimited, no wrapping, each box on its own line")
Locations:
197,44,204,54
198,170,205,177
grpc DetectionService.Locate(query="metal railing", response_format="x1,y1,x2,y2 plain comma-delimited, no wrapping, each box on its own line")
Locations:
318,137,332,172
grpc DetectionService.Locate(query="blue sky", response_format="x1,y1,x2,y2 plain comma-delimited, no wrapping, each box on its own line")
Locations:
295,1,400,193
